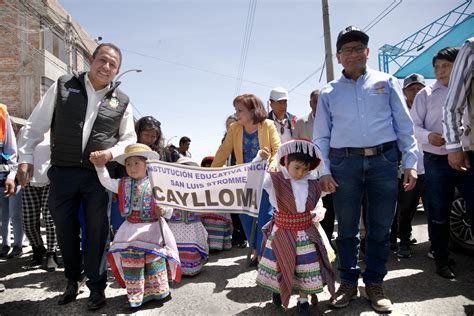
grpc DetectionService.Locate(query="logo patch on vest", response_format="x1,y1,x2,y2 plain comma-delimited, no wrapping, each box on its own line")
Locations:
109,97,119,108
67,88,81,93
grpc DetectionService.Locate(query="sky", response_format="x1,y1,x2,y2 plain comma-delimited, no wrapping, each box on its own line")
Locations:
60,0,471,163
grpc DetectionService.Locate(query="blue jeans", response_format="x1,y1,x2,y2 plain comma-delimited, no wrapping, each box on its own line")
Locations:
1,185,23,247
330,147,398,285
239,190,272,255
423,152,474,265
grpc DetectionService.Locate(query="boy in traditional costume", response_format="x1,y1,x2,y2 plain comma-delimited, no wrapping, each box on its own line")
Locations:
255,139,335,315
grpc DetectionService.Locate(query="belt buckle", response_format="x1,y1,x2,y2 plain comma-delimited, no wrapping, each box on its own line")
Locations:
364,147,377,156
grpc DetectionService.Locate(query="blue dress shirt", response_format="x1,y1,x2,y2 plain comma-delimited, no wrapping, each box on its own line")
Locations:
313,68,418,175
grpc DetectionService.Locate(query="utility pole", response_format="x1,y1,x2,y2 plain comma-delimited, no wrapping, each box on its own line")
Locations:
322,0,334,82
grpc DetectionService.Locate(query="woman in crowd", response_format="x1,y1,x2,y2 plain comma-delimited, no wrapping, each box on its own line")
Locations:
223,115,247,248
211,94,280,265
135,116,167,161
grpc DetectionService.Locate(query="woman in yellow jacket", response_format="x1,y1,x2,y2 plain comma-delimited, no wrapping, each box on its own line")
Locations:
212,94,280,264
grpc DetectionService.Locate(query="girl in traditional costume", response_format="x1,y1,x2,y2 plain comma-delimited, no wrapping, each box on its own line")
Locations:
92,143,181,308
255,139,335,315
168,157,209,276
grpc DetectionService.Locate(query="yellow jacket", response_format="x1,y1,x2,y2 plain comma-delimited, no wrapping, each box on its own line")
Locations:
212,119,281,169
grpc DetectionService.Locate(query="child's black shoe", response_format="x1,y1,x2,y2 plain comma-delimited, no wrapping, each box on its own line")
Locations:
272,292,282,307
297,301,310,316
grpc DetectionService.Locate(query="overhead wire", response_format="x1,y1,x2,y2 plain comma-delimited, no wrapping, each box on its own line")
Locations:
364,0,402,32
235,1,253,95
362,0,399,32
234,0,257,96
121,48,276,90
289,0,403,93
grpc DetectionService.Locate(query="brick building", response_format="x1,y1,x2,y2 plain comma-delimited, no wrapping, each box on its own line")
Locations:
0,0,96,122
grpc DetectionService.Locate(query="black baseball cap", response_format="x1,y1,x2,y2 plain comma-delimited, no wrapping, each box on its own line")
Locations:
336,26,369,52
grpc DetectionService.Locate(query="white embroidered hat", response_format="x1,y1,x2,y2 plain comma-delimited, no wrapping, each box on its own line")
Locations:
113,143,160,165
276,138,324,175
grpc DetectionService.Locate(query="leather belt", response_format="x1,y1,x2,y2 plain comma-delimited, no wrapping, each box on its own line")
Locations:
331,141,396,157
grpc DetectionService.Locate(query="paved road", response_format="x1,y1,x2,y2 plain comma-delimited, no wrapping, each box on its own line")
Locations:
1,212,473,315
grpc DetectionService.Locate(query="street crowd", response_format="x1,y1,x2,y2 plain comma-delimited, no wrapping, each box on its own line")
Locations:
0,25,472,315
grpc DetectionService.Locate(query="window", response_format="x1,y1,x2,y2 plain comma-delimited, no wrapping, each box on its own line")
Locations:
41,76,54,96
41,21,67,64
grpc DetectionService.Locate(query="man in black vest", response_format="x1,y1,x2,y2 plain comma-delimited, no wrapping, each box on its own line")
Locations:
17,43,136,310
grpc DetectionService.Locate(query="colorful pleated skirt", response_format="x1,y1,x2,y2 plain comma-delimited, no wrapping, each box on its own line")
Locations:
108,219,181,307
168,221,209,276
256,228,324,295
200,213,233,251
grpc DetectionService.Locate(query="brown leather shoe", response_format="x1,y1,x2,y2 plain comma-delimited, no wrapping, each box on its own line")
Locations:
365,283,393,313
329,283,358,308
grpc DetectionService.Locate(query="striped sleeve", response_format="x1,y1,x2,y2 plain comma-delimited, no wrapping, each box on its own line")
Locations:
442,40,473,151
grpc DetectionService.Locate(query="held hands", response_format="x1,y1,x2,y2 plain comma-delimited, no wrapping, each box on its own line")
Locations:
428,132,446,147
89,150,113,167
17,163,34,188
319,175,338,193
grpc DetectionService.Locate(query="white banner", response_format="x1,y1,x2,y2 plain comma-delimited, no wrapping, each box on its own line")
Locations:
147,160,267,218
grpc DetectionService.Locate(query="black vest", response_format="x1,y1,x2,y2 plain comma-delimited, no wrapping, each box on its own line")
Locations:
51,72,129,171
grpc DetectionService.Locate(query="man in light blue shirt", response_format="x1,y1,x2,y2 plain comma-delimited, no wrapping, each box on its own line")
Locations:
313,26,418,313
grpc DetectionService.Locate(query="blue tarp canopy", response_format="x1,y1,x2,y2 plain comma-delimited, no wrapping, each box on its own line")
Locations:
394,16,474,79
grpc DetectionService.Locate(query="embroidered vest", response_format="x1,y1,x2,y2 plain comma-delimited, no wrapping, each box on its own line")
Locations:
270,171,320,217
118,176,157,221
